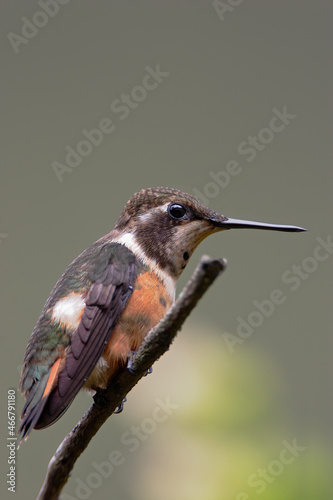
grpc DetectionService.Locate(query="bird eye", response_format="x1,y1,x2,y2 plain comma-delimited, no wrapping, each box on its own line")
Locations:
168,203,187,220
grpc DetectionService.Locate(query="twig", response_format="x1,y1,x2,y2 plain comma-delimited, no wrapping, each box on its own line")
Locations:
36,255,227,499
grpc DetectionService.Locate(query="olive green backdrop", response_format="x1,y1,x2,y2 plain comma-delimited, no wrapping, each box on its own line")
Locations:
1,1,332,499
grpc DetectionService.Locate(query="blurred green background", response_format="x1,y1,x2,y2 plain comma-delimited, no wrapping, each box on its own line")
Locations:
1,1,332,499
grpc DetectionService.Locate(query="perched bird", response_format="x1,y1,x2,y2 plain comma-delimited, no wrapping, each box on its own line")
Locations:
19,187,306,440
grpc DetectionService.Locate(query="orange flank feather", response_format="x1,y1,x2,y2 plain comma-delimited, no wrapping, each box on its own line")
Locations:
42,357,62,399
86,270,173,389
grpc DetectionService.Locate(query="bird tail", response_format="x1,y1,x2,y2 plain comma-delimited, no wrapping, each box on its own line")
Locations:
19,358,63,444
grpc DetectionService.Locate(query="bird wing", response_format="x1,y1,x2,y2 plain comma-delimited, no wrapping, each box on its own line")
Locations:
19,242,137,440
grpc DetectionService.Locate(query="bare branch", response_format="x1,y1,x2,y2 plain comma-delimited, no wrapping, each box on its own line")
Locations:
36,255,227,500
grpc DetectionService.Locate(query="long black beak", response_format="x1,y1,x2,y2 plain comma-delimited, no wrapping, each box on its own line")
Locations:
211,216,307,232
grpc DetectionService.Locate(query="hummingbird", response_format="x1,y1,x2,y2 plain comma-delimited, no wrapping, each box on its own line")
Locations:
19,187,306,441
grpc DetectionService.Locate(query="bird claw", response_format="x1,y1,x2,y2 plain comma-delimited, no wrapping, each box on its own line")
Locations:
114,397,127,414
144,366,153,376
92,387,127,414
127,350,153,376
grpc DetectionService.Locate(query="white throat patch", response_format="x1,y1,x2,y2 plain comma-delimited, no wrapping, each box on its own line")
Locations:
112,232,176,301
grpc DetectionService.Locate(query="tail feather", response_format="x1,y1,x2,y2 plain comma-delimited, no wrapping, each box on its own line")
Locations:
19,375,49,443
19,358,62,442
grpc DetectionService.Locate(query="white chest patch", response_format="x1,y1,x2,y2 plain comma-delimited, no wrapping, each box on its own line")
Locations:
52,292,85,329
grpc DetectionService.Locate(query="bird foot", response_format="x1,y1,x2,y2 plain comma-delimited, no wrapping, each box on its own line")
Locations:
93,386,109,406
127,350,153,376
93,386,127,414
114,397,127,414
144,366,153,376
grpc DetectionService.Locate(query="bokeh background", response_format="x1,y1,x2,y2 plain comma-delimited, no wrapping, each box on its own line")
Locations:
1,1,332,499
